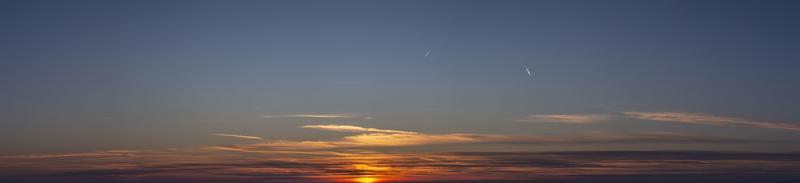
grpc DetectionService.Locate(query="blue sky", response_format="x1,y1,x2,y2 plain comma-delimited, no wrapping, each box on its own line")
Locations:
1,0,799,154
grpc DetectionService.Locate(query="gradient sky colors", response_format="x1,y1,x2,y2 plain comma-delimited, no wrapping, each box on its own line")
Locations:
1,0,799,182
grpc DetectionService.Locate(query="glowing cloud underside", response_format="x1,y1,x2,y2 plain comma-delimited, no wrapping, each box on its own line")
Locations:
214,124,748,151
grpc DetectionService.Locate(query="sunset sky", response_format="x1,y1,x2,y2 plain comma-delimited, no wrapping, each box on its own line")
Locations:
1,0,799,182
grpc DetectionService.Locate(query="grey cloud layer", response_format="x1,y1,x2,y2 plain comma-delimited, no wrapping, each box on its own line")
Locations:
3,150,799,183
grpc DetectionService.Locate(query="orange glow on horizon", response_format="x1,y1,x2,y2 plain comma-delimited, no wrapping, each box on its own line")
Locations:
353,164,391,171
353,177,380,183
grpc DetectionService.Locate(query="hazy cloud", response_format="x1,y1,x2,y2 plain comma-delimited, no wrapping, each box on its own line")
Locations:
513,114,612,124
517,112,800,132
302,124,418,134
213,133,265,140
3,125,797,183
624,112,800,132
1,150,141,159
223,125,745,151
260,113,371,120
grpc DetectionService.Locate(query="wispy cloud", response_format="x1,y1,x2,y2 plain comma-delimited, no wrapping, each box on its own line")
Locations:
260,113,371,120
1,150,141,159
221,125,744,151
517,112,800,132
624,112,800,132
302,124,417,134
3,126,797,183
212,133,264,140
513,114,612,124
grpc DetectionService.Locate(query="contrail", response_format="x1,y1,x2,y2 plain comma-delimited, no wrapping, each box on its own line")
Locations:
525,65,532,78
424,50,431,59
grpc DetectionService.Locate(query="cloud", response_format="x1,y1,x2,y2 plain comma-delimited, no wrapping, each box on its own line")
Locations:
517,112,800,132
220,125,744,151
302,124,418,134
623,112,800,132
1,150,142,159
5,149,800,183
260,113,371,120
207,146,345,156
3,125,798,183
513,114,612,124
213,133,265,140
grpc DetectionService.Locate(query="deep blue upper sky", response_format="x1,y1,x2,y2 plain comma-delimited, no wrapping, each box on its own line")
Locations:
1,0,798,153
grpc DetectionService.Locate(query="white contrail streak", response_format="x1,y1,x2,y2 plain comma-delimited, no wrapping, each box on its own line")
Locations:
525,65,532,78
424,50,431,59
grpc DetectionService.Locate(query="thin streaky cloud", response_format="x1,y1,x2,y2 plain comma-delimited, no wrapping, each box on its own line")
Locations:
302,124,418,134
516,112,800,132
208,146,347,156
624,112,800,132
513,114,612,124
260,113,371,120
229,125,748,150
1,150,141,159
212,133,264,140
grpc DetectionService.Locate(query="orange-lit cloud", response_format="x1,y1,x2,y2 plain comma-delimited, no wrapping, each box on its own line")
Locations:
3,125,798,183
513,114,612,124
624,112,800,132
212,133,265,140
353,164,391,171
218,125,744,151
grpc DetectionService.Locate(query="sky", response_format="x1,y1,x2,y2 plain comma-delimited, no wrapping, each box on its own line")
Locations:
1,0,799,182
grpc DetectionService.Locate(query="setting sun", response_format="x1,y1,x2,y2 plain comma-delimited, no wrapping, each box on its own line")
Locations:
353,177,380,183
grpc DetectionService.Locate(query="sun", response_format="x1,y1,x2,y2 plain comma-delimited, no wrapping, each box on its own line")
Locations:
353,177,380,183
